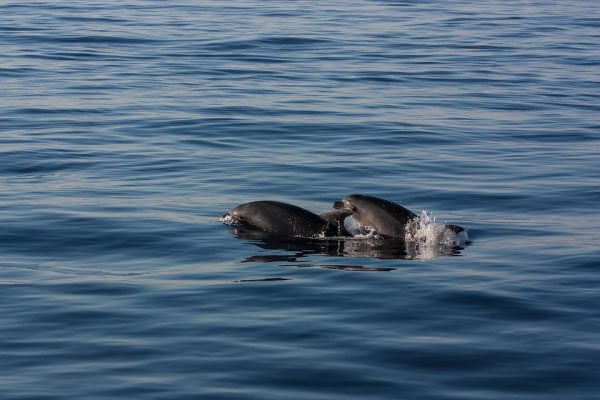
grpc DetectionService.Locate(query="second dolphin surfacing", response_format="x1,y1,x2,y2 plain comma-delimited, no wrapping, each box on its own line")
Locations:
334,194,465,239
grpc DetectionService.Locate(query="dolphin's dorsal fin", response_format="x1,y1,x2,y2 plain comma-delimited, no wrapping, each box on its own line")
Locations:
320,209,353,236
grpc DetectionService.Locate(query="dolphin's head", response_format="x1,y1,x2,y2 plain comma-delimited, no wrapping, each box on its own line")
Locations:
221,202,253,225
333,194,371,226
333,194,369,214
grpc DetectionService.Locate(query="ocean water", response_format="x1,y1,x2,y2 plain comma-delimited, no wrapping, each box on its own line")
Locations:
1,1,599,399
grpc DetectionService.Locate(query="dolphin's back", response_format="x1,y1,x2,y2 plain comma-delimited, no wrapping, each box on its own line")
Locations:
230,201,329,237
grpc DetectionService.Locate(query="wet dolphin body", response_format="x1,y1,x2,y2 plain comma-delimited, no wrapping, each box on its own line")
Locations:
223,201,352,238
334,194,464,238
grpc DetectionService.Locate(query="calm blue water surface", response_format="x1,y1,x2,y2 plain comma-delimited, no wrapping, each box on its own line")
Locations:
1,1,599,399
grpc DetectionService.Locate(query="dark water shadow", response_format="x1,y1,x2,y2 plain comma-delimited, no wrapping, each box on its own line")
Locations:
229,228,464,268
231,277,291,283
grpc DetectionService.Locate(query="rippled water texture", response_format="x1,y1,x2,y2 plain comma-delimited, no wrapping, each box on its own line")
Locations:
1,1,599,399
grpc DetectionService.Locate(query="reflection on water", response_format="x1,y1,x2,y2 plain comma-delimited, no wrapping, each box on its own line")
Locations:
321,264,396,272
230,227,465,262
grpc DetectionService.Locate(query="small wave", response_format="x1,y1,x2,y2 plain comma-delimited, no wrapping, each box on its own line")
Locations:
258,36,332,47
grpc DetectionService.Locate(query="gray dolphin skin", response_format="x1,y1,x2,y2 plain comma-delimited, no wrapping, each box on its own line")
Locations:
223,201,352,238
334,194,464,238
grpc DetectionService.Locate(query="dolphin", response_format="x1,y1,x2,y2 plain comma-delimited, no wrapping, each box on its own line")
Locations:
222,200,352,238
333,194,464,238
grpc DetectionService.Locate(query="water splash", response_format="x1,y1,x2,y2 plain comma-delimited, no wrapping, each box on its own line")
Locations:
405,210,469,246
219,213,236,225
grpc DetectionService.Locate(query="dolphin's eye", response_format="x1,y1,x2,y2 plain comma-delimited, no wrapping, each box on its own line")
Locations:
351,206,357,212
